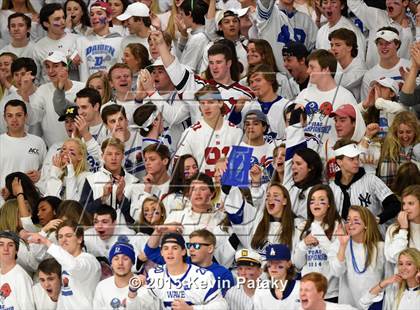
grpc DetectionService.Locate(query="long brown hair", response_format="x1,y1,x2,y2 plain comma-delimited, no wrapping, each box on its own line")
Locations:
348,205,383,267
251,183,295,250
247,39,279,73
300,184,341,240
391,163,420,197
137,196,166,225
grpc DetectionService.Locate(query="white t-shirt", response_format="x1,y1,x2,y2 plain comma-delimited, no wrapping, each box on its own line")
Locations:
360,58,411,100
0,133,46,188
0,264,35,310
294,85,357,145
33,282,57,310
93,276,156,310
47,244,101,310
0,41,35,58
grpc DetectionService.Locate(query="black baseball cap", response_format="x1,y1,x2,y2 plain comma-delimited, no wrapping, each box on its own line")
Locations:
161,232,186,249
282,41,309,59
58,105,79,122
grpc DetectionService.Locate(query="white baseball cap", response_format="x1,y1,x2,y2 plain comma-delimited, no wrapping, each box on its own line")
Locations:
215,10,239,25
233,7,250,18
146,57,164,71
334,143,363,158
44,51,67,64
373,77,400,95
117,2,149,21
375,29,399,42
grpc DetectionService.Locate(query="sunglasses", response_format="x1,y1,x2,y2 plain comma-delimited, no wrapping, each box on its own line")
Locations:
186,242,211,250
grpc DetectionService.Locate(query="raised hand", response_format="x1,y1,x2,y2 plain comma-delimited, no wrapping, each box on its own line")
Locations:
397,211,409,229
336,224,350,246
11,177,23,196
42,219,64,232
304,234,319,246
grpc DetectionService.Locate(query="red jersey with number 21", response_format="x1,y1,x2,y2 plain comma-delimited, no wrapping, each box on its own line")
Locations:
175,119,243,177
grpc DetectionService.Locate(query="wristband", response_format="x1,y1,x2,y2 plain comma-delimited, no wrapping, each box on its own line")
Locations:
378,281,384,290
128,276,142,293
362,136,371,143
16,192,24,198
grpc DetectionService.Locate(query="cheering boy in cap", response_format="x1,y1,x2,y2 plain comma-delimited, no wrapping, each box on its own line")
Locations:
93,241,156,309
137,232,228,310
0,231,35,309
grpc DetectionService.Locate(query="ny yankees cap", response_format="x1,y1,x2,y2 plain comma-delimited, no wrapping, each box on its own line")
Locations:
235,248,262,267
282,41,309,59
117,2,149,21
58,105,79,122
265,244,291,261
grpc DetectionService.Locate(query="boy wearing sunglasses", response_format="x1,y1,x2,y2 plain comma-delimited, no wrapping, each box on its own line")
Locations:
144,228,235,296
144,232,228,310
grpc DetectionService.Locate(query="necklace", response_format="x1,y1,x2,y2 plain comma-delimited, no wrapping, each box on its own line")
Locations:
350,239,368,274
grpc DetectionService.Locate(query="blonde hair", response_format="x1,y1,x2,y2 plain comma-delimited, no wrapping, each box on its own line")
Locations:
2,0,36,13
380,111,420,163
395,248,420,308
166,0,179,40
62,138,88,178
101,137,125,153
86,71,112,104
0,199,19,232
349,206,383,267
137,196,166,225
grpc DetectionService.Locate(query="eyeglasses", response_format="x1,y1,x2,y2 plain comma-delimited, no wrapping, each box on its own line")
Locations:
186,242,211,250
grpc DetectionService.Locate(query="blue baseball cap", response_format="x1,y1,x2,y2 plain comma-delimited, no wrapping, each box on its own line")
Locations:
109,242,136,265
265,244,291,261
